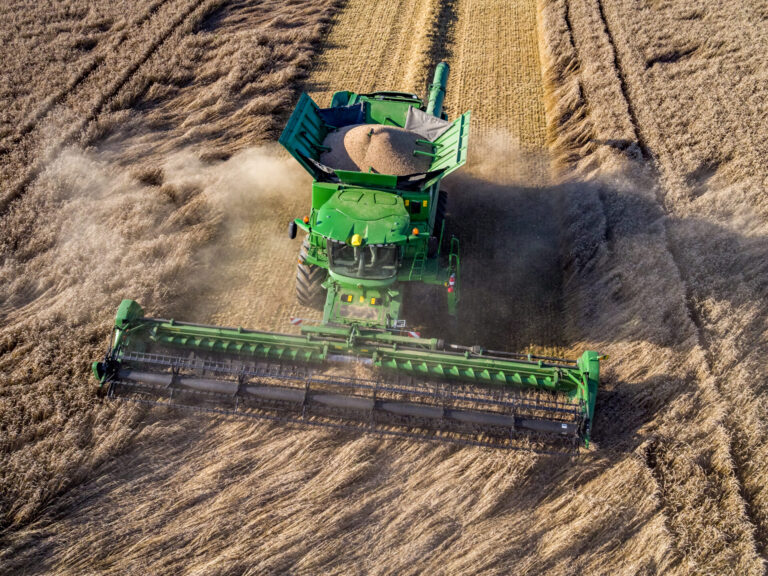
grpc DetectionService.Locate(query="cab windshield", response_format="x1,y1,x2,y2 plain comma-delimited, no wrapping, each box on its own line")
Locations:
328,241,398,279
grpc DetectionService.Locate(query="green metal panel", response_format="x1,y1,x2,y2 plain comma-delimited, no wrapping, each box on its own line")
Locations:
311,182,338,210
353,92,423,126
577,350,600,445
424,110,471,188
363,98,410,127
115,299,144,330
313,188,410,245
97,301,600,444
330,91,352,107
334,170,398,188
278,92,328,179
322,281,398,327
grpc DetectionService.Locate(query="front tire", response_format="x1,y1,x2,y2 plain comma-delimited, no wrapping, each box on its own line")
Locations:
296,239,326,309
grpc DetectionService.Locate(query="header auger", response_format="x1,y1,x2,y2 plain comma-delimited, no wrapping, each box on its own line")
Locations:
93,63,601,451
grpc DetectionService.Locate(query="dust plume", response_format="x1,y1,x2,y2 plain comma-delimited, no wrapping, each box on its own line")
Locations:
406,131,564,355
0,143,223,530
153,145,313,326
162,145,309,230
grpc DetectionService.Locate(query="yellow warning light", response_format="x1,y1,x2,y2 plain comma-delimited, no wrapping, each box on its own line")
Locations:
346,295,353,302
370,298,376,305
422,200,428,207
350,233,363,246
404,199,410,206
359,295,365,303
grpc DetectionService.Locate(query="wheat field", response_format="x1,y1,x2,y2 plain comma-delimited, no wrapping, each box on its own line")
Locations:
2,0,767,574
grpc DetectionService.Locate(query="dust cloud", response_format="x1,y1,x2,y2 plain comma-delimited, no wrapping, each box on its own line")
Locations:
0,143,304,531
405,131,564,354
154,145,312,323
162,145,309,231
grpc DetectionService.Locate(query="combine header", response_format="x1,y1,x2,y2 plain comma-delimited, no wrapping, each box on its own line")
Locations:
93,63,601,450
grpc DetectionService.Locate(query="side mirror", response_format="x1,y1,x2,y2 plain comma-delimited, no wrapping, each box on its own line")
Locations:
288,220,297,239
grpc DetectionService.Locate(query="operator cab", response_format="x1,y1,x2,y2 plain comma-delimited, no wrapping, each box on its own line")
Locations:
328,241,399,280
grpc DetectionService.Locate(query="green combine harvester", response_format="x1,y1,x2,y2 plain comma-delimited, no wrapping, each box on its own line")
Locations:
93,63,601,451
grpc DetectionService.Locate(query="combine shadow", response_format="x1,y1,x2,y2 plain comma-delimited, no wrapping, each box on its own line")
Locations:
407,165,768,457
567,173,768,455
401,171,567,352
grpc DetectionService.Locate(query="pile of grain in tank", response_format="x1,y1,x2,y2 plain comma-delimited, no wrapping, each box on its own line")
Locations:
320,124,432,175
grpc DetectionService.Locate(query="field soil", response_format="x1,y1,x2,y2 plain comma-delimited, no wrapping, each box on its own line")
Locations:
1,0,767,574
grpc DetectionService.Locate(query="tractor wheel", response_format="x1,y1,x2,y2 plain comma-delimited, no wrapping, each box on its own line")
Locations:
296,239,326,309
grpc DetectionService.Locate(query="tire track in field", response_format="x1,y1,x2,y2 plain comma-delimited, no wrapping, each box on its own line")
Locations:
600,0,768,550
555,0,682,552
0,0,180,202
11,0,171,142
0,0,227,215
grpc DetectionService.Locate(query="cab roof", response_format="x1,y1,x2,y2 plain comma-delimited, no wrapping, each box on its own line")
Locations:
313,187,410,245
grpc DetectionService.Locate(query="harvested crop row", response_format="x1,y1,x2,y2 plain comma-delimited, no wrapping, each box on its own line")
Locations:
0,0,222,213
447,0,547,150
307,0,444,107
434,0,562,351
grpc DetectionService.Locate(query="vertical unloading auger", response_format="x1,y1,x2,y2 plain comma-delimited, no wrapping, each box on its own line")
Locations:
94,63,602,451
